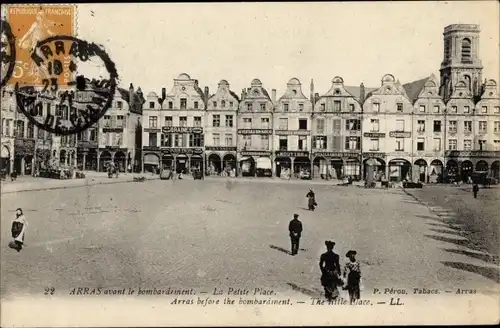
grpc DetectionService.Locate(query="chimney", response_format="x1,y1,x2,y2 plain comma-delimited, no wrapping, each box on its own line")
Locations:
360,82,366,103
161,87,166,100
204,86,209,103
128,83,134,103
241,89,245,101
271,89,276,102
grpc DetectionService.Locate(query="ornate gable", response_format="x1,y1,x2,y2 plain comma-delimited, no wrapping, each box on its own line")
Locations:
480,79,499,100
417,74,441,99
279,78,308,100
449,80,473,99
371,74,409,97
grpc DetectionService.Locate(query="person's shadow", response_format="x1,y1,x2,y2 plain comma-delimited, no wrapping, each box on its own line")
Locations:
269,244,291,255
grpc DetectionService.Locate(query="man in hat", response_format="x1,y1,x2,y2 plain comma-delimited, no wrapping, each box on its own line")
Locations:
288,214,303,255
306,188,317,211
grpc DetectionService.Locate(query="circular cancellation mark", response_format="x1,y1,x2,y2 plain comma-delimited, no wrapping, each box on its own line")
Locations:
1,19,16,88
15,35,119,136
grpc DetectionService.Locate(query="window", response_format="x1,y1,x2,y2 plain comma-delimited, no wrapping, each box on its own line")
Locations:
419,105,425,113
464,106,470,114
316,119,325,134
213,133,220,146
27,122,34,138
221,100,226,108
37,127,44,139
229,101,234,107
479,121,487,133
332,136,341,150
161,133,171,147
448,139,457,150
110,116,117,128
495,140,500,151
396,103,403,112
373,103,380,112
116,115,124,128
464,139,472,150
482,106,487,114
165,116,173,126
189,133,203,147
149,101,155,109
396,138,404,151
299,104,304,112
346,119,360,131
179,116,187,127
148,132,157,147
450,106,457,114
194,101,199,109
242,135,251,148
247,103,253,111
173,134,185,147
417,120,425,132
345,136,360,150
279,136,288,150
320,103,325,112
298,136,307,150
225,134,233,146
349,104,355,112
461,38,472,62
283,104,289,112
194,116,202,128
243,118,252,129
314,136,327,149
370,119,379,132
260,104,266,111
168,101,173,109
15,120,25,138
334,101,341,112
448,120,457,133
395,119,405,132
261,117,269,129
278,118,288,130
212,115,220,127
117,101,123,109
433,105,440,113
225,115,233,127
260,135,269,149
433,138,441,151
148,116,158,128
298,119,308,130
333,119,341,131
370,139,379,151
495,106,500,114
103,115,110,127
433,120,441,133
478,139,486,151
464,121,472,133
495,121,500,133
213,101,217,108
180,98,187,109
417,138,425,151
46,103,51,116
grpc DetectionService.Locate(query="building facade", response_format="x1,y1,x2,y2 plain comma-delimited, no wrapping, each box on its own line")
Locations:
313,77,364,180
1,88,16,175
142,73,207,174
205,80,239,176
97,85,143,172
237,79,274,177
273,78,313,178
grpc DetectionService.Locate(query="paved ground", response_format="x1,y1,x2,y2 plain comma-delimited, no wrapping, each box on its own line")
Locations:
1,180,499,302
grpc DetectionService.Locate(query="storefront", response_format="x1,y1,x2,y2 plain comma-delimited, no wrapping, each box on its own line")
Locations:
161,148,204,174
429,159,443,183
388,158,412,182
363,154,386,182
475,160,488,172
1,144,11,174
344,157,360,179
274,151,310,179
491,161,500,180
239,151,272,177
143,153,160,173
114,151,127,172
222,153,237,175
207,153,222,175
414,159,428,182
14,139,35,175
460,160,474,182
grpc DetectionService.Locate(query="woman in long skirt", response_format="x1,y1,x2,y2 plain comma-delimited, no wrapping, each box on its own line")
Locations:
343,250,361,304
319,241,341,300
11,208,28,252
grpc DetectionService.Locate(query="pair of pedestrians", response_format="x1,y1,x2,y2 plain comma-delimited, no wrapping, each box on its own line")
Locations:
288,214,362,304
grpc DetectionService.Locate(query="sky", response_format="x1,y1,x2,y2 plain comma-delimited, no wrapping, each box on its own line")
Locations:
74,1,499,97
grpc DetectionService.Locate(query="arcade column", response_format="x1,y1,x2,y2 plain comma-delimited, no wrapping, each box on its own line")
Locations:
290,157,295,177
82,153,87,171
97,151,100,172
187,155,191,174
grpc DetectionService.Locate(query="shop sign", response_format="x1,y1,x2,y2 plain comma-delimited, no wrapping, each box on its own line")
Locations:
240,151,271,156
161,148,204,155
364,152,386,158
144,128,161,133
143,146,160,151
363,132,385,138
275,130,310,136
103,146,128,152
162,126,203,134
446,150,500,158
275,151,309,157
389,131,411,138
313,151,359,158
205,146,237,151
78,141,98,149
238,129,272,135
102,128,124,133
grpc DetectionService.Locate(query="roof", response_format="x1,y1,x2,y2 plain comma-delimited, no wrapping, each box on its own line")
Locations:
344,86,377,101
117,87,144,114
403,77,430,103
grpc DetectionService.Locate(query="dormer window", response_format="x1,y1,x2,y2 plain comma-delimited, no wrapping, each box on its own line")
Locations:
149,102,154,109
397,103,403,112
117,101,123,109
180,98,187,109
213,101,217,108
283,104,289,112
194,101,199,109
168,101,173,109
221,100,226,108
292,90,297,95
320,103,326,112
253,90,259,96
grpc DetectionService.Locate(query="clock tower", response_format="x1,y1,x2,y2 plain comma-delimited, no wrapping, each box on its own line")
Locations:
439,24,483,102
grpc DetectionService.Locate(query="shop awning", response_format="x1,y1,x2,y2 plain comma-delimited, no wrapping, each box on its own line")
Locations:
256,157,272,169
366,158,382,166
144,154,160,165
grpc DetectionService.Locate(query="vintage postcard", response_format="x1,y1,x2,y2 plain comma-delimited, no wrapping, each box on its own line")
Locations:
1,1,499,326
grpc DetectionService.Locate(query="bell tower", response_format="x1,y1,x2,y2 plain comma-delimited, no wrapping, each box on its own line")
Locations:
439,24,483,101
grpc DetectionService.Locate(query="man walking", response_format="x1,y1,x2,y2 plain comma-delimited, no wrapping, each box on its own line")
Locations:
288,214,303,256
472,183,479,199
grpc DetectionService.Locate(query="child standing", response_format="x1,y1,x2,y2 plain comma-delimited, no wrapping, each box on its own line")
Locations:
343,250,361,304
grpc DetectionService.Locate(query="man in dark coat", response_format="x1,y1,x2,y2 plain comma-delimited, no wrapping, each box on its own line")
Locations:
306,188,317,211
288,214,303,255
472,184,479,198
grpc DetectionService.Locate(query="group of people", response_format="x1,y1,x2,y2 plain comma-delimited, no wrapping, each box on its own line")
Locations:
287,191,363,304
